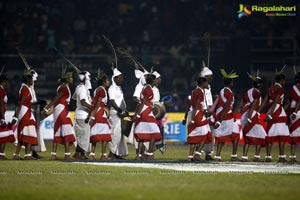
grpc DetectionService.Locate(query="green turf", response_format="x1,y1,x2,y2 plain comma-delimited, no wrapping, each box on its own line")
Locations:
0,142,300,200
0,140,297,161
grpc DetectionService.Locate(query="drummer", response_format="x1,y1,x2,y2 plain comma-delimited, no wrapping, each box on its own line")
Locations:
152,70,168,154
29,69,47,159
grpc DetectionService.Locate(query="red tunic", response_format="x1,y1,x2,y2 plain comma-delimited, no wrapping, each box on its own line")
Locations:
214,87,237,142
187,87,211,144
134,85,162,142
289,85,300,144
215,87,234,121
241,88,266,146
90,86,111,142
17,84,38,145
0,86,15,144
53,84,76,144
266,83,289,143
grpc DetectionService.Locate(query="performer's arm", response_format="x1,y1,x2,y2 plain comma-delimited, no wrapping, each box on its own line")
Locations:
0,98,5,126
266,94,280,121
0,98,4,120
132,97,141,105
182,101,190,125
11,96,27,125
42,92,63,113
189,99,200,126
80,99,91,110
219,100,230,122
246,99,258,125
257,94,268,113
79,88,91,109
291,98,300,120
109,99,122,113
134,98,147,119
88,97,102,120
295,98,300,113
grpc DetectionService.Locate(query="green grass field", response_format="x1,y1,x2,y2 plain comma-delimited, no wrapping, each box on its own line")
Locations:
1,142,300,200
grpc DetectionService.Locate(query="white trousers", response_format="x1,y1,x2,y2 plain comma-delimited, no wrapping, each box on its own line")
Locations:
109,114,128,156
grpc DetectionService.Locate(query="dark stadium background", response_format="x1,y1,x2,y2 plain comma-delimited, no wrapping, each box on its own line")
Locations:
0,0,299,112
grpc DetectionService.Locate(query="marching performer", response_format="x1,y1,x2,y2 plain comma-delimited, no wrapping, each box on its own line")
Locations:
30,69,47,159
240,73,266,162
15,48,46,158
0,73,15,160
130,67,149,153
187,76,211,161
289,71,300,163
108,67,128,159
152,70,167,154
199,62,214,160
42,68,76,160
134,72,162,160
265,70,290,162
12,70,38,160
214,69,239,161
72,71,92,159
86,70,111,160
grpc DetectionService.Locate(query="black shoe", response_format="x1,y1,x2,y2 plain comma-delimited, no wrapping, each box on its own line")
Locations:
32,151,43,159
115,155,126,160
73,152,82,160
108,151,117,160
205,155,214,161
80,152,89,160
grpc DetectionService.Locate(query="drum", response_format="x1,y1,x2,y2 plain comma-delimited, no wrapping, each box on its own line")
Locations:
152,102,166,120
121,116,133,137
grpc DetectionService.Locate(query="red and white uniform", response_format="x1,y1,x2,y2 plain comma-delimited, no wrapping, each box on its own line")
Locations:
214,87,238,142
187,87,211,144
134,85,162,142
90,86,111,143
53,84,76,144
0,86,14,144
289,85,300,144
241,88,266,145
266,83,289,143
17,84,38,145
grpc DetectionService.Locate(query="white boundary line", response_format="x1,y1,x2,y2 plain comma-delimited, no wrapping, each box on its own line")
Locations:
75,162,300,174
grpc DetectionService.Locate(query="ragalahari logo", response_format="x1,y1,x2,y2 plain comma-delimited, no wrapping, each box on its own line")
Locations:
237,4,252,18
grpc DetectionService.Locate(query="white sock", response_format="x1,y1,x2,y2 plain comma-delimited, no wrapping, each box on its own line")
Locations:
265,156,272,159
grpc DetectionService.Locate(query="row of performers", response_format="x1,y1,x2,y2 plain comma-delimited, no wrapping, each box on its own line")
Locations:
0,65,299,162
184,66,299,163
0,65,167,160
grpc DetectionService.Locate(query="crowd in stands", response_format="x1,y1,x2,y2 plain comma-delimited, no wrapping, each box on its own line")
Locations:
0,0,299,110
